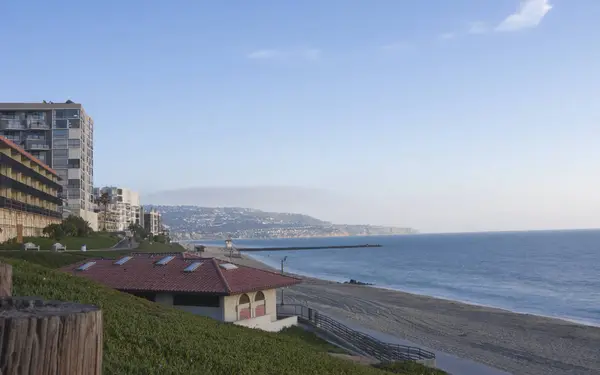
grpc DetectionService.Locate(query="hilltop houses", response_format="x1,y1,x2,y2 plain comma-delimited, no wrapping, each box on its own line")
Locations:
61,252,301,332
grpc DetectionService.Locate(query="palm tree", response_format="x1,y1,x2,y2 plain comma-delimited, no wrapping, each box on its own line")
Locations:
94,192,111,231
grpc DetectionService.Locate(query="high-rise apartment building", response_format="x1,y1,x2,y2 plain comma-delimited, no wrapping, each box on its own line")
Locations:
0,102,97,230
93,186,141,231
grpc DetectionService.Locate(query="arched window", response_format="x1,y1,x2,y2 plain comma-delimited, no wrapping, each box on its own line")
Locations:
239,294,250,305
254,291,265,302
254,291,266,317
238,294,251,320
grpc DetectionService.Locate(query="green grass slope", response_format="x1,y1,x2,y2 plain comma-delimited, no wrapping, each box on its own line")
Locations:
6,258,393,375
0,233,119,250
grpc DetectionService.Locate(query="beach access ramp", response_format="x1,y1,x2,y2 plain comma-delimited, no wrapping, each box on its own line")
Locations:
277,304,436,366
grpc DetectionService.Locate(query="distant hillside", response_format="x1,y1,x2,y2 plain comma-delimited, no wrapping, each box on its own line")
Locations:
146,205,417,240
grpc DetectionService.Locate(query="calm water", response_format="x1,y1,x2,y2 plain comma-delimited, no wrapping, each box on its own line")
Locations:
193,230,600,326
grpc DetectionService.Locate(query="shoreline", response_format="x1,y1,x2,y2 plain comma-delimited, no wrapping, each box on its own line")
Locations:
249,252,600,328
243,251,599,329
191,245,600,375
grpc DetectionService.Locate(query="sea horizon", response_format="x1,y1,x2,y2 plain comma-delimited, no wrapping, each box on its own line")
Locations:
191,230,600,327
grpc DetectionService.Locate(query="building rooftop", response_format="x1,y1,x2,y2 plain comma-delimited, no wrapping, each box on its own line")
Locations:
60,252,302,295
0,135,59,176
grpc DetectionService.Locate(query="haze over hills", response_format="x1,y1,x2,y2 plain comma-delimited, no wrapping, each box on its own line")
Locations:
143,186,414,228
146,205,417,240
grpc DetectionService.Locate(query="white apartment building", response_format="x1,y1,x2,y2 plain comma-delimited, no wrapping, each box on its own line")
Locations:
93,186,141,231
0,101,98,230
144,208,162,236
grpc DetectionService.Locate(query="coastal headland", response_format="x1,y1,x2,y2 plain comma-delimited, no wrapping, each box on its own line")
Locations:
237,244,382,252
191,245,600,375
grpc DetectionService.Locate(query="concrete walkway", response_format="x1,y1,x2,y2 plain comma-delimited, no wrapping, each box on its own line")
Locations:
338,319,512,375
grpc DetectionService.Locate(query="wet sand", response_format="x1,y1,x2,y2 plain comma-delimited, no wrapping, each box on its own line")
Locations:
194,245,600,375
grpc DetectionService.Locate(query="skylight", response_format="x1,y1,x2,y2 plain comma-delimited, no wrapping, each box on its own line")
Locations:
183,261,203,272
219,263,238,270
155,255,175,266
76,261,96,271
114,256,133,265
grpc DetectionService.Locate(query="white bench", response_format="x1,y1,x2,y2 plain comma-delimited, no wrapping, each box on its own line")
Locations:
23,242,40,251
52,243,67,252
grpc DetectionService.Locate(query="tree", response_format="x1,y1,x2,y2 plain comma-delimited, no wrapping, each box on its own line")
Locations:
42,216,92,240
42,223,65,240
61,215,93,237
94,192,111,231
128,223,148,241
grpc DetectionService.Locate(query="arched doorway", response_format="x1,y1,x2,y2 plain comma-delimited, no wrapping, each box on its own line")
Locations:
238,293,251,320
254,291,266,317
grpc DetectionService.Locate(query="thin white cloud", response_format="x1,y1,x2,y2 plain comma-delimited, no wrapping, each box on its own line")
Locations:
247,49,281,59
468,21,488,35
439,32,456,40
246,48,321,61
381,42,411,51
496,0,553,32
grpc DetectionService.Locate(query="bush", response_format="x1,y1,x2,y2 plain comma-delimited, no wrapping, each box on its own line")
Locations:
5,258,393,375
42,215,93,240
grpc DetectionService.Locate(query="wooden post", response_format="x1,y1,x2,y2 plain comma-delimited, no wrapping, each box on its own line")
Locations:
0,298,103,375
0,262,11,297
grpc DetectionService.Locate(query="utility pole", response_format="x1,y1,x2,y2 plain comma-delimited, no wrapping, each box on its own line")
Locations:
280,256,287,306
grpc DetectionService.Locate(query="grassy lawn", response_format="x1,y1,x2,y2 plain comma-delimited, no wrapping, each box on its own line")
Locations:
134,240,187,252
0,233,120,251
4,257,398,375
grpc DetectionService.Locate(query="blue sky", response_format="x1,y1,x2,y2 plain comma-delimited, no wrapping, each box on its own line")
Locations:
2,1,600,232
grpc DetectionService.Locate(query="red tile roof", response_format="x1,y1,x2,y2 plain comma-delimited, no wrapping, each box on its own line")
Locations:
0,136,58,176
60,252,302,295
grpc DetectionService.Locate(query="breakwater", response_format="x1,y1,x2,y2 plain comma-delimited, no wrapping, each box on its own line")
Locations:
238,244,382,252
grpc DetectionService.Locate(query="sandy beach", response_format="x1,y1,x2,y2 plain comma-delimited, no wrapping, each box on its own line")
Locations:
194,245,600,375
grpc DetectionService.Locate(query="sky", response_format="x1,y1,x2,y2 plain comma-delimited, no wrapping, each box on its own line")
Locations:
1,0,600,233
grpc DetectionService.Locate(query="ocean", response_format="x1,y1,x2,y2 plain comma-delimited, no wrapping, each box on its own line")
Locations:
192,230,600,327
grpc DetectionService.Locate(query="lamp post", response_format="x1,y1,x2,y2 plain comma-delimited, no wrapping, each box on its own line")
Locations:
280,256,288,306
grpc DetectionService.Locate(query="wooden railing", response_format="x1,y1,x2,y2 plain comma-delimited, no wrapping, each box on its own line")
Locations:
277,304,435,362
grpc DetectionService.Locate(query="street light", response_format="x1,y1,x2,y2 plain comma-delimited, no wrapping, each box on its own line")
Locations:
280,256,288,306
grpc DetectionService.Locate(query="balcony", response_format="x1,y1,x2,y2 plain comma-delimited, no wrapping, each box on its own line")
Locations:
0,120,26,130
28,121,50,130
25,140,51,150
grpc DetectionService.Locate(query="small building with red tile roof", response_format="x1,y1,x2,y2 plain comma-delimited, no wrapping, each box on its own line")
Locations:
61,252,302,331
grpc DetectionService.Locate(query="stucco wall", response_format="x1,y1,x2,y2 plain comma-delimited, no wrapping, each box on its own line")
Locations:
176,305,223,321
155,293,173,305
234,315,298,332
151,289,280,324
222,289,278,323
154,293,224,321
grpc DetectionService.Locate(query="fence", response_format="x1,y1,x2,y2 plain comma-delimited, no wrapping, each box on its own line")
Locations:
277,304,435,363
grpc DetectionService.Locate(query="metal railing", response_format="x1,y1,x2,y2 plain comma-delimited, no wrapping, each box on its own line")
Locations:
277,304,435,362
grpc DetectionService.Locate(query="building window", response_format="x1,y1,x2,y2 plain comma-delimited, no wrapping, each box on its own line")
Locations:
52,158,68,167
67,159,80,169
67,179,80,188
68,139,81,147
53,149,68,158
53,129,68,138
55,119,68,129
65,109,80,119
173,294,220,307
